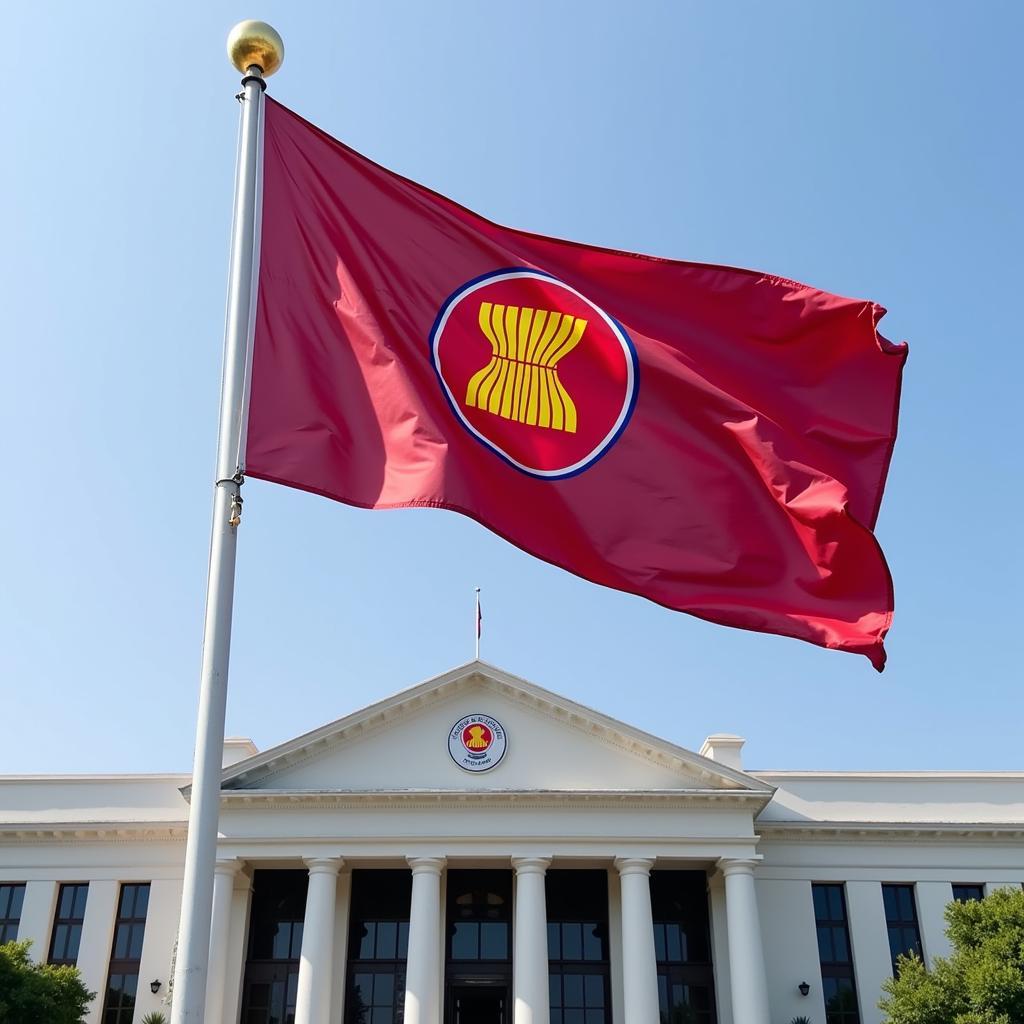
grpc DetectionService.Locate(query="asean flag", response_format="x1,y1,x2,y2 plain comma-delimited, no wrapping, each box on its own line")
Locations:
246,99,907,670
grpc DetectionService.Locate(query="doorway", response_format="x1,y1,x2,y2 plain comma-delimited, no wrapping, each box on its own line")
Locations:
448,984,508,1024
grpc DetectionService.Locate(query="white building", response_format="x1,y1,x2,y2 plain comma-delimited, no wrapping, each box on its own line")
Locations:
1,661,1021,1024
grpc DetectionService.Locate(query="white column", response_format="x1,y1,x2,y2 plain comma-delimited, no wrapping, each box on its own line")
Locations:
204,861,241,1023
513,857,551,1024
137,879,186,1022
17,881,58,962
223,873,255,1024
330,870,353,1024
986,880,1024,895
614,858,660,1024
845,881,891,1024
916,882,954,964
719,859,770,1024
404,857,446,1024
295,858,344,1024
78,880,120,1024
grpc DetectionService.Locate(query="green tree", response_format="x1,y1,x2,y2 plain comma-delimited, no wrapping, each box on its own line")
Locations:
0,940,95,1024
879,887,1024,1024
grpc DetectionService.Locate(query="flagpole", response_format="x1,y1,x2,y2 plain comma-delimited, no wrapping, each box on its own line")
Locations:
475,587,481,659
171,22,283,1024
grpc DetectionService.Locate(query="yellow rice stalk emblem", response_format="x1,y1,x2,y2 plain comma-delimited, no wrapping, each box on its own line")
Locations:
465,302,586,433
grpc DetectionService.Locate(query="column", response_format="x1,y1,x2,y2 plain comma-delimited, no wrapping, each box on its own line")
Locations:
513,857,552,1024
137,879,187,1022
719,859,770,1024
16,881,58,961
844,881,892,1024
916,882,954,963
295,857,344,1024
330,869,353,1023
77,880,120,1024
204,861,241,1023
614,858,660,1024
404,857,446,1024
222,872,255,1024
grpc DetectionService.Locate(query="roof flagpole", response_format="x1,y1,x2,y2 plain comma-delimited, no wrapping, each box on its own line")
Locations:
170,22,283,1024
475,587,482,660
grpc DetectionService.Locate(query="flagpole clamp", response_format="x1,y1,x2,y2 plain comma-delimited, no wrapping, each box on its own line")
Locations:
216,472,246,527
240,71,267,93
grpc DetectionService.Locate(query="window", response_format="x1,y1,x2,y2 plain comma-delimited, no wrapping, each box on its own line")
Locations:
446,870,512,964
346,869,412,1024
547,870,610,1024
650,871,716,1024
812,884,860,1024
882,884,922,974
241,870,308,1024
0,884,26,943
102,883,150,1024
49,883,89,965
952,884,984,903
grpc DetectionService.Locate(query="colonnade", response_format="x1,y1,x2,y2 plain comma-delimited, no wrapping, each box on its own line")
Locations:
205,856,771,1024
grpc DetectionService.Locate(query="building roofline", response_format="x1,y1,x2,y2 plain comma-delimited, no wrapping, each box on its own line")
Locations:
0,773,191,783
214,660,774,798
752,770,1024,780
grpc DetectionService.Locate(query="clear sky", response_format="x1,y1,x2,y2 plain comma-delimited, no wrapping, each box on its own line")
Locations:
2,1,1020,774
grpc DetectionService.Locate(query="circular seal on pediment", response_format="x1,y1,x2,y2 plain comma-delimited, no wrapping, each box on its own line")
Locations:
448,713,507,772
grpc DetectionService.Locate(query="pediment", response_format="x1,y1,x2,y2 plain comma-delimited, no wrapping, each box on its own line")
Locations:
214,662,772,799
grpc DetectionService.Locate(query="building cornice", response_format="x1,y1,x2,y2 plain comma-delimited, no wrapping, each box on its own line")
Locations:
0,773,191,783
0,822,188,844
758,820,1024,842
214,787,771,812
753,770,1024,780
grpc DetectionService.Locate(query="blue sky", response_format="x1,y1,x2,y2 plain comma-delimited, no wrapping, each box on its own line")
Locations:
1,1,1020,773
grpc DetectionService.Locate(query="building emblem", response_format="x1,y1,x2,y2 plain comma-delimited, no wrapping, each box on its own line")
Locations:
448,713,507,772
430,269,638,479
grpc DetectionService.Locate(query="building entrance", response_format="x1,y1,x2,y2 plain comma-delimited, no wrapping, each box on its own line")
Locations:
448,984,508,1024
444,870,513,1024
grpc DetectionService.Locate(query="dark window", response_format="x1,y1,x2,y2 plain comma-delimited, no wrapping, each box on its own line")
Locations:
547,871,610,1024
49,883,89,965
102,883,150,1024
812,884,860,1024
104,974,138,1024
882,884,922,974
952,884,984,903
0,884,26,943
446,870,512,964
650,871,716,1024
346,870,412,1024
241,870,308,1024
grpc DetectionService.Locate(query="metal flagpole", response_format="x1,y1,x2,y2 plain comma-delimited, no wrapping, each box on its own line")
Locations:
171,22,283,1024
475,587,481,660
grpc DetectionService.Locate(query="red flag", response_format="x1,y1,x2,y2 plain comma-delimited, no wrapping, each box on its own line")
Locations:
247,99,906,669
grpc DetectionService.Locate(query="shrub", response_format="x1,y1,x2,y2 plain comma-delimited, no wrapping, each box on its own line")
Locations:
0,940,95,1024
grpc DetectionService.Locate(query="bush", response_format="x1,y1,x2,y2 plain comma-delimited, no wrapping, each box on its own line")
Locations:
879,887,1024,1024
0,940,95,1024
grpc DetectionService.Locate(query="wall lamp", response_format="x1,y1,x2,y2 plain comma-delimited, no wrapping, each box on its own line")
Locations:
798,981,810,996
150,980,162,995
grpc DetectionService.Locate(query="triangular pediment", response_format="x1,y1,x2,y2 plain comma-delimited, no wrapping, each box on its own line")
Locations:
214,662,772,800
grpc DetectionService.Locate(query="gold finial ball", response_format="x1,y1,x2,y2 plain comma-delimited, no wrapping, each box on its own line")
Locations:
227,20,284,77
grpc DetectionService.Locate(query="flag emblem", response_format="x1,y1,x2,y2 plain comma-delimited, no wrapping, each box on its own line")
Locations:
462,722,492,751
448,714,507,772
431,269,638,478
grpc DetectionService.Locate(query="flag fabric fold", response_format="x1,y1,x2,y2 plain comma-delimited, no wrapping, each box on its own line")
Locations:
246,98,907,669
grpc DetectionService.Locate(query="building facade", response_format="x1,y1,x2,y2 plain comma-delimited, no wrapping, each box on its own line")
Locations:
1,662,1021,1024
